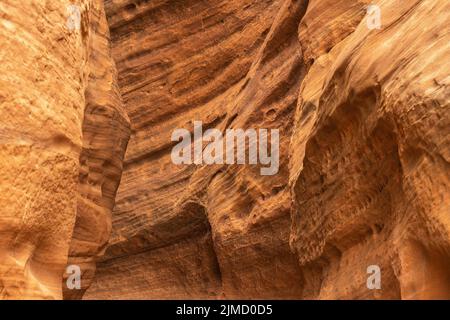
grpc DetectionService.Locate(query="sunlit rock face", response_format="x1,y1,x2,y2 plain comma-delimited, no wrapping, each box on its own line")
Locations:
0,0,129,299
0,0,448,300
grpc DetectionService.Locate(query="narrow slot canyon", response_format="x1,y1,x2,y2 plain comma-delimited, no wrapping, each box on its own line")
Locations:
0,0,448,300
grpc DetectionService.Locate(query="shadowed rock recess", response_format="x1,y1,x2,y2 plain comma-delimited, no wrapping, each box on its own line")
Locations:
0,0,448,299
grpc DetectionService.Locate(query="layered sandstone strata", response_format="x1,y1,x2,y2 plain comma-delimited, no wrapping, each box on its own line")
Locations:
85,0,449,300
0,0,448,300
63,0,130,300
0,0,129,299
84,0,308,300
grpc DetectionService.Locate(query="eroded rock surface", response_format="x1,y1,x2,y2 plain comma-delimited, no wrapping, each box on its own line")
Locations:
0,0,448,300
63,0,130,300
0,0,129,299
86,0,449,300
289,0,450,299
86,0,308,300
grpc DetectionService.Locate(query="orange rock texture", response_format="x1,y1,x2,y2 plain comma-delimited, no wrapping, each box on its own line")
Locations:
0,0,449,300
0,0,129,299
290,0,450,299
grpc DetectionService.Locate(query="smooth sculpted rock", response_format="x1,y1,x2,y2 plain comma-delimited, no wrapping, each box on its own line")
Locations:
86,0,309,299
63,0,131,300
0,0,129,299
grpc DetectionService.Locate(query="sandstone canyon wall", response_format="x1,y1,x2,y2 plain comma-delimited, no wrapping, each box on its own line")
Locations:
0,0,449,300
0,0,129,299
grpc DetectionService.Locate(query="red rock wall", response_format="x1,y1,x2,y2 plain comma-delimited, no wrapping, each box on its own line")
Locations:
0,0,448,300
86,0,308,299
85,0,449,299
289,0,450,299
0,0,129,299
63,0,131,300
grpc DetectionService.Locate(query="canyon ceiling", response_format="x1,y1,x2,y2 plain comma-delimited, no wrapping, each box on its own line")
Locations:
0,0,449,299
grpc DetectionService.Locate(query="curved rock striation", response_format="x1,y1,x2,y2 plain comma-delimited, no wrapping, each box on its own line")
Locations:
0,0,448,300
289,0,450,299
